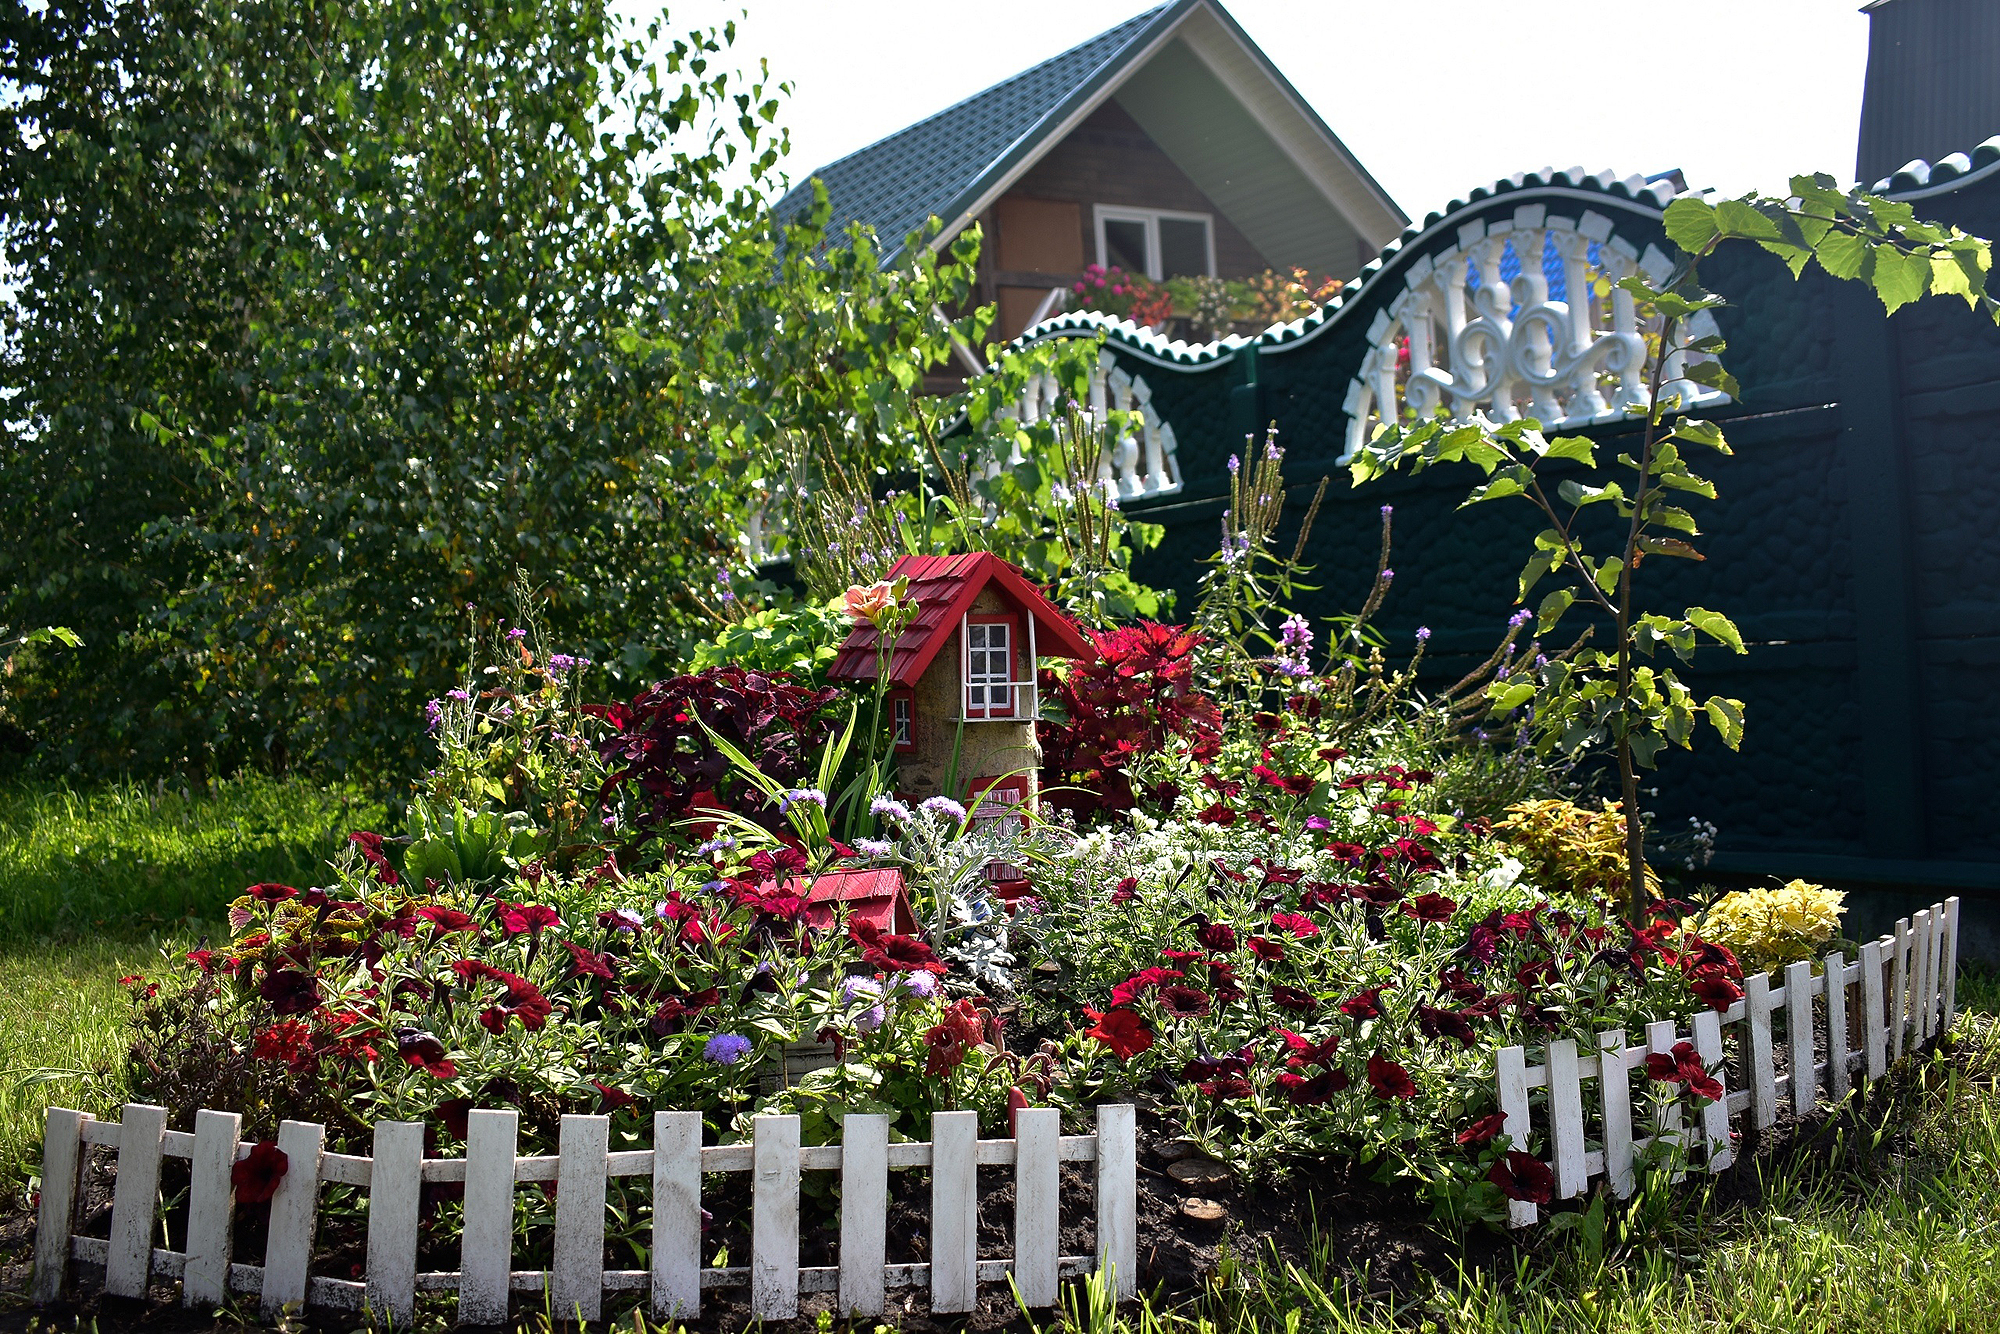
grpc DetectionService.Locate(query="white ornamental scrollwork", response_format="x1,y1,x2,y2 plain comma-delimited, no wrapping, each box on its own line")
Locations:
994,349,1183,501
1341,201,1729,460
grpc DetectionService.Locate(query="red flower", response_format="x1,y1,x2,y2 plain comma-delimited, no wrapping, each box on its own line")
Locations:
1269,911,1320,939
186,949,218,973
1083,1007,1154,1060
1689,974,1744,1012
232,1141,290,1204
1207,959,1247,1003
1180,1048,1254,1082
259,968,322,1016
1195,803,1237,827
1365,1051,1416,1099
246,883,297,904
859,930,946,977
1246,935,1285,963
252,1020,315,1073
1456,1112,1509,1146
1251,765,1315,796
1157,985,1212,1018
1338,985,1393,1020
1109,876,1139,905
1195,921,1238,952
416,905,476,932
1644,1041,1724,1101
564,941,616,980
1488,1150,1554,1204
1273,1027,1341,1069
1417,1004,1477,1049
749,845,811,879
1199,1077,1254,1100
347,831,400,886
924,999,987,1076
1110,967,1183,1008
396,1029,456,1079
1269,984,1319,1014
499,903,562,934
1401,892,1458,924
1325,842,1367,863
1275,1070,1349,1105
593,1081,636,1114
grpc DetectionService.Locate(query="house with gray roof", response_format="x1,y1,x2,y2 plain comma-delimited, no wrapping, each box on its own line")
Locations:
776,0,1406,343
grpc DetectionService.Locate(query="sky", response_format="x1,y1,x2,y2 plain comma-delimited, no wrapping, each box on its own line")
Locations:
636,0,1875,224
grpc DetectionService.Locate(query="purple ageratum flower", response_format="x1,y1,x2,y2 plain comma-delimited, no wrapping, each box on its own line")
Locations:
1416,626,1432,643
870,796,912,823
694,835,737,858
704,1033,753,1065
898,971,940,999
779,788,827,813
841,976,884,1005
699,879,727,895
920,796,967,822
855,838,894,858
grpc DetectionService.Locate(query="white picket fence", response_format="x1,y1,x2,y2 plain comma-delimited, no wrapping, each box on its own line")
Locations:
33,1102,1137,1322
1493,897,1962,1226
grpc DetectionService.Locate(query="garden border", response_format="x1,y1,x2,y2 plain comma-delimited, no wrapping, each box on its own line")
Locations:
1494,898,1961,1226
31,1102,1137,1322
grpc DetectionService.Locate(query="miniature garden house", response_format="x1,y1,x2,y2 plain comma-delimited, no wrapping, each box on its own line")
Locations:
831,553,1092,821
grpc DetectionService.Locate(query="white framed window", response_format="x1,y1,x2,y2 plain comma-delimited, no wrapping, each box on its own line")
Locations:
1093,205,1215,280
965,619,1015,718
891,693,913,749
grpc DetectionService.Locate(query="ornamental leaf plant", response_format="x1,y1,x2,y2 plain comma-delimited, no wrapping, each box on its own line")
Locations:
1350,178,1999,920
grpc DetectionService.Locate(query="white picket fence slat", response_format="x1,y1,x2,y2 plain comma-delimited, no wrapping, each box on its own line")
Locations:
34,1100,1137,1319
1495,897,1962,1225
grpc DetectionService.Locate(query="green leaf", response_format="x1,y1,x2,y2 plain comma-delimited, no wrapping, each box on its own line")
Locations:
1714,198,1784,242
1648,504,1699,534
1871,247,1929,314
1537,587,1575,634
1663,196,1719,255
1517,549,1558,602
1557,479,1624,507
1489,681,1537,712
1814,230,1869,281
1686,607,1747,653
1593,557,1623,595
1635,535,1705,560
1672,418,1731,453
1683,360,1741,399
1541,435,1597,466
1704,695,1746,749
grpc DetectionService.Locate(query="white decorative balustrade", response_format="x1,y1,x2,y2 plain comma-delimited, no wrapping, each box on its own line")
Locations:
1341,199,1730,460
741,350,1181,565
35,1103,1138,1321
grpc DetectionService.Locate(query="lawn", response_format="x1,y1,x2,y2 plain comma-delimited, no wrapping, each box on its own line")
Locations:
1,779,1996,1333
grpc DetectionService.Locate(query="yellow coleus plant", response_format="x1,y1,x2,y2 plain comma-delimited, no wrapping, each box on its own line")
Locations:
1697,880,1846,971
1495,798,1657,898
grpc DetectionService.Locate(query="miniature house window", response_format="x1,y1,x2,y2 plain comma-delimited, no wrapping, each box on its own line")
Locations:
965,618,1017,719
1093,206,1214,280
890,690,915,753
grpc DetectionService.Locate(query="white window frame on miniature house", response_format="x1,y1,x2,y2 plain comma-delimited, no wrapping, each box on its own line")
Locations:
959,612,1038,721
1092,205,1216,281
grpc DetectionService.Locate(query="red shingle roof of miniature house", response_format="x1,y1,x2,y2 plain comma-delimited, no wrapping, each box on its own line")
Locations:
759,868,917,935
828,553,1093,687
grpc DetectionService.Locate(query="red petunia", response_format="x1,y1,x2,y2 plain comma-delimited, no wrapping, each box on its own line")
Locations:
499,903,562,934
1195,922,1238,952
1273,1026,1341,1069
1246,935,1285,963
1365,1051,1416,1099
1338,985,1394,1020
1275,1070,1349,1105
346,831,400,886
1157,985,1213,1018
1269,983,1319,1014
1325,842,1367,863
1644,1041,1724,1102
1083,1007,1154,1060
1195,803,1237,827
416,905,476,932
232,1141,290,1204
1456,1112,1509,1146
564,941,616,980
1417,1004,1477,1049
396,1028,456,1079
1109,876,1139,905
1110,967,1183,1008
246,883,298,904
259,968,322,1016
1180,1048,1255,1082
862,931,947,977
1198,1077,1254,1100
593,1081,636,1114
1401,892,1458,924
1269,912,1320,939
1488,1150,1555,1204
1689,974,1743,1012
1207,959,1247,1003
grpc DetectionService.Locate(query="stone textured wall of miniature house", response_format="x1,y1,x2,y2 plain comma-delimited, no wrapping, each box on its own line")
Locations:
900,587,1041,805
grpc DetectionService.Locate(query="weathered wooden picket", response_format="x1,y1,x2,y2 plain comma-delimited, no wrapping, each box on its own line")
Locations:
1493,897,1962,1226
32,1102,1137,1322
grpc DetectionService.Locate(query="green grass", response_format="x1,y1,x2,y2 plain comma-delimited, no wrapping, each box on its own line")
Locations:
0,775,383,938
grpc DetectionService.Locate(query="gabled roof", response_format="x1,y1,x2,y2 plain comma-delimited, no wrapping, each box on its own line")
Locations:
828,553,1094,687
776,0,1405,269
